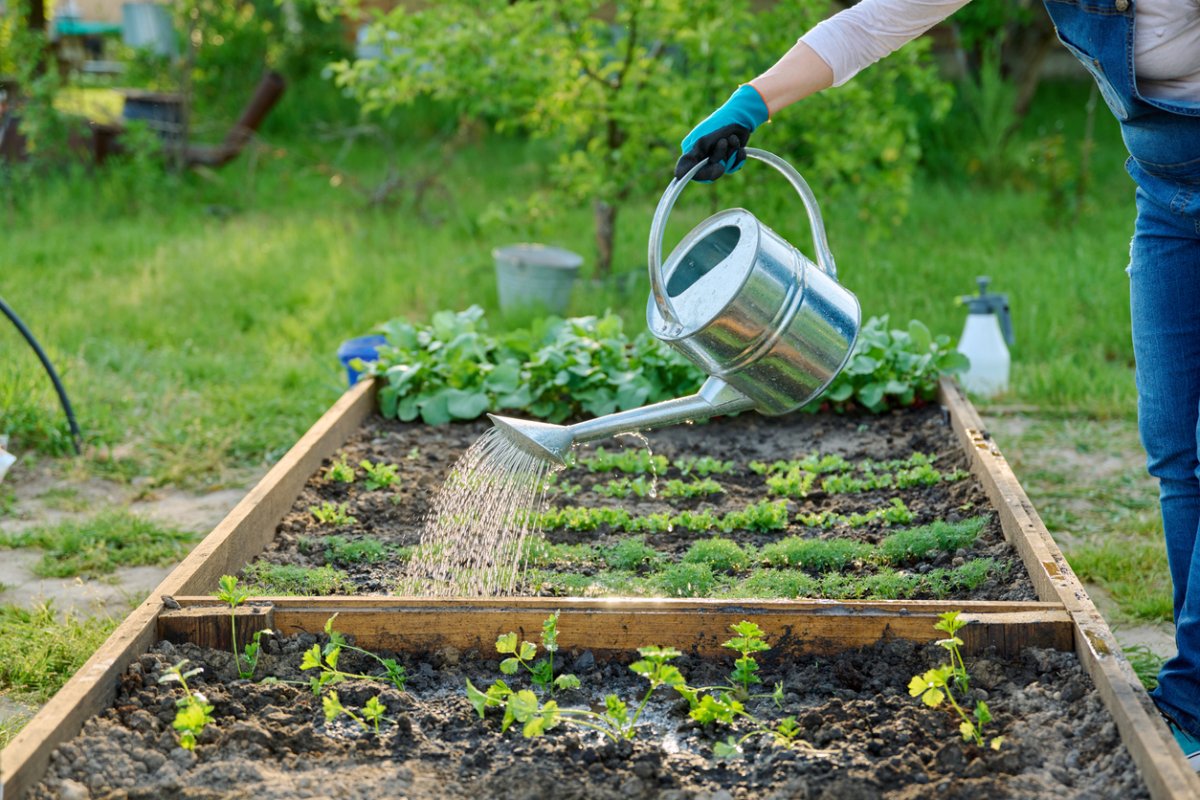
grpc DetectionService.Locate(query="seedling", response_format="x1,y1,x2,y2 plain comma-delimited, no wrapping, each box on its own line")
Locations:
496,611,580,695
215,575,271,680
301,614,406,695
360,459,400,491
324,456,355,483
310,501,357,527
908,611,1003,750
578,447,668,475
158,660,213,751
675,455,735,476
323,690,392,733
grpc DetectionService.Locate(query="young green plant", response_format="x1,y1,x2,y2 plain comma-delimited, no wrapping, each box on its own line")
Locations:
360,459,400,491
158,660,213,751
908,611,1003,750
301,614,406,695
323,691,391,733
310,501,357,527
215,575,270,680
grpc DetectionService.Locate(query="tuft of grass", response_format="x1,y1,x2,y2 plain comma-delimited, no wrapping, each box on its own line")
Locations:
681,537,753,573
759,536,872,572
525,569,650,597
35,486,90,512
1123,644,1166,691
240,563,350,595
0,509,197,578
876,517,989,564
657,562,716,597
1069,540,1173,622
0,602,119,703
602,537,661,572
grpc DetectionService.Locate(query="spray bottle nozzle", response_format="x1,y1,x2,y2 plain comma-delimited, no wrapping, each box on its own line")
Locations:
957,276,1014,346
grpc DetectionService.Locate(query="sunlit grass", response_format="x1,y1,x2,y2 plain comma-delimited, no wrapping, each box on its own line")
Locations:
0,509,197,578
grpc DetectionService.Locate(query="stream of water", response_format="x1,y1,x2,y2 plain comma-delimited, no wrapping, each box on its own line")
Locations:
398,427,557,597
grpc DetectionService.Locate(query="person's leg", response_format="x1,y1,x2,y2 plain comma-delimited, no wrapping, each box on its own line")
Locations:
1130,187,1200,737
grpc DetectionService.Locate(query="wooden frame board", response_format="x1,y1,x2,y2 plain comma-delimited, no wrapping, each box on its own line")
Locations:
3,377,1195,799
939,378,1200,798
157,597,1075,659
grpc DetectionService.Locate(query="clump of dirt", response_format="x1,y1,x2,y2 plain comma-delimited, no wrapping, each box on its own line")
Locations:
245,406,1037,601
31,631,1149,799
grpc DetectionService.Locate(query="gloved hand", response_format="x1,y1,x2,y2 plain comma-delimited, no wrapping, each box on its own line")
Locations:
675,84,770,182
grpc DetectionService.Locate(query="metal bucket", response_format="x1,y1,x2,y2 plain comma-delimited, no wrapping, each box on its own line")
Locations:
646,148,861,415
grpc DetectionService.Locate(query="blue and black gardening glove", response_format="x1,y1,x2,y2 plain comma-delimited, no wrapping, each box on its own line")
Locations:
675,84,769,182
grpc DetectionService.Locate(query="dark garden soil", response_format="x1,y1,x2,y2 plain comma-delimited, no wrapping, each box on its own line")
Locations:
31,629,1148,800
240,406,1037,601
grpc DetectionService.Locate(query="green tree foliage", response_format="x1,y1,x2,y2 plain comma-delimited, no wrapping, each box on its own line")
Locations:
327,0,951,274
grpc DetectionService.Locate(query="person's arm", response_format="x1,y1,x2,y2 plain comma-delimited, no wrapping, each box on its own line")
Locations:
679,0,972,180
747,41,835,117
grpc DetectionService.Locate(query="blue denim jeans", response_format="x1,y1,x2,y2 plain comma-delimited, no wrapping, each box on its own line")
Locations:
1134,187,1200,736
1042,0,1200,735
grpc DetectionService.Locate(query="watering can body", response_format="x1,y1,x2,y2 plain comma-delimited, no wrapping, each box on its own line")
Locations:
647,148,861,415
489,149,861,466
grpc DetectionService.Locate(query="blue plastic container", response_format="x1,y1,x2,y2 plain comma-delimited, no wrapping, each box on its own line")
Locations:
337,334,388,387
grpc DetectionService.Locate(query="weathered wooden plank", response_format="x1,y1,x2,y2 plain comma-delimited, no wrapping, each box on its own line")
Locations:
168,596,1065,613
160,599,1074,659
939,378,1200,799
0,380,376,800
157,605,274,652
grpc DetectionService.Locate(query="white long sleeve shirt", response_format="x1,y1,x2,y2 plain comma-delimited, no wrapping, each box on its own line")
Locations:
799,0,1200,102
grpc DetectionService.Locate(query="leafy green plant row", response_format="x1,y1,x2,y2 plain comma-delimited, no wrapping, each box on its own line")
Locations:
535,496,921,535
528,557,1000,600
366,309,969,425
534,499,793,535
752,451,969,499
468,615,810,757
525,517,988,576
593,476,723,500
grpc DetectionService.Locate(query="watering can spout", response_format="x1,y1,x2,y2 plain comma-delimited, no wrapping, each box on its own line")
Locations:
488,377,755,467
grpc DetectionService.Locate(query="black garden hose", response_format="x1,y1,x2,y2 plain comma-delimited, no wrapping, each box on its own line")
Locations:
0,295,82,455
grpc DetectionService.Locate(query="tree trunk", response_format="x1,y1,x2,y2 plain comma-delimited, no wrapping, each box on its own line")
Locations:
593,199,616,280
1009,12,1058,120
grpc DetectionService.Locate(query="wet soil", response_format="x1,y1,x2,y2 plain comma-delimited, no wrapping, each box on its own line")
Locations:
244,406,1036,601
31,631,1149,800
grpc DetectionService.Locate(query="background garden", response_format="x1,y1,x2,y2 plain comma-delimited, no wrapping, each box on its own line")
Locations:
0,0,1170,749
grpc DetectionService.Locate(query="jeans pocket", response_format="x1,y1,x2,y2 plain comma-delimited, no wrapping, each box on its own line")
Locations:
1054,34,1133,121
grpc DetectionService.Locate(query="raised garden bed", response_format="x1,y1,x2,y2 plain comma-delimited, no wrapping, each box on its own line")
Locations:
2,379,1197,799
28,621,1146,799
245,405,1035,603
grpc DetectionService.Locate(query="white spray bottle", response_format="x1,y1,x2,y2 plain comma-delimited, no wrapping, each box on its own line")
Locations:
956,277,1014,398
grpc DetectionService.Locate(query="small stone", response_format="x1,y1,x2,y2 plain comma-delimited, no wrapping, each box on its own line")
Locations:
57,779,89,800
573,651,596,673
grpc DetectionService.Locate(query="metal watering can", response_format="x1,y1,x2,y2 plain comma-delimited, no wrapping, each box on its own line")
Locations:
489,148,861,466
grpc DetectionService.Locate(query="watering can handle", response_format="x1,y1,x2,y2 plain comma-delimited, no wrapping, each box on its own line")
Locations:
648,148,839,329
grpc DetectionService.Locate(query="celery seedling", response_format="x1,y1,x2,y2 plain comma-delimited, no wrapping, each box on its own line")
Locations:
301,614,406,695
215,575,271,680
908,611,1003,750
323,691,392,733
495,611,579,695
158,660,213,751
